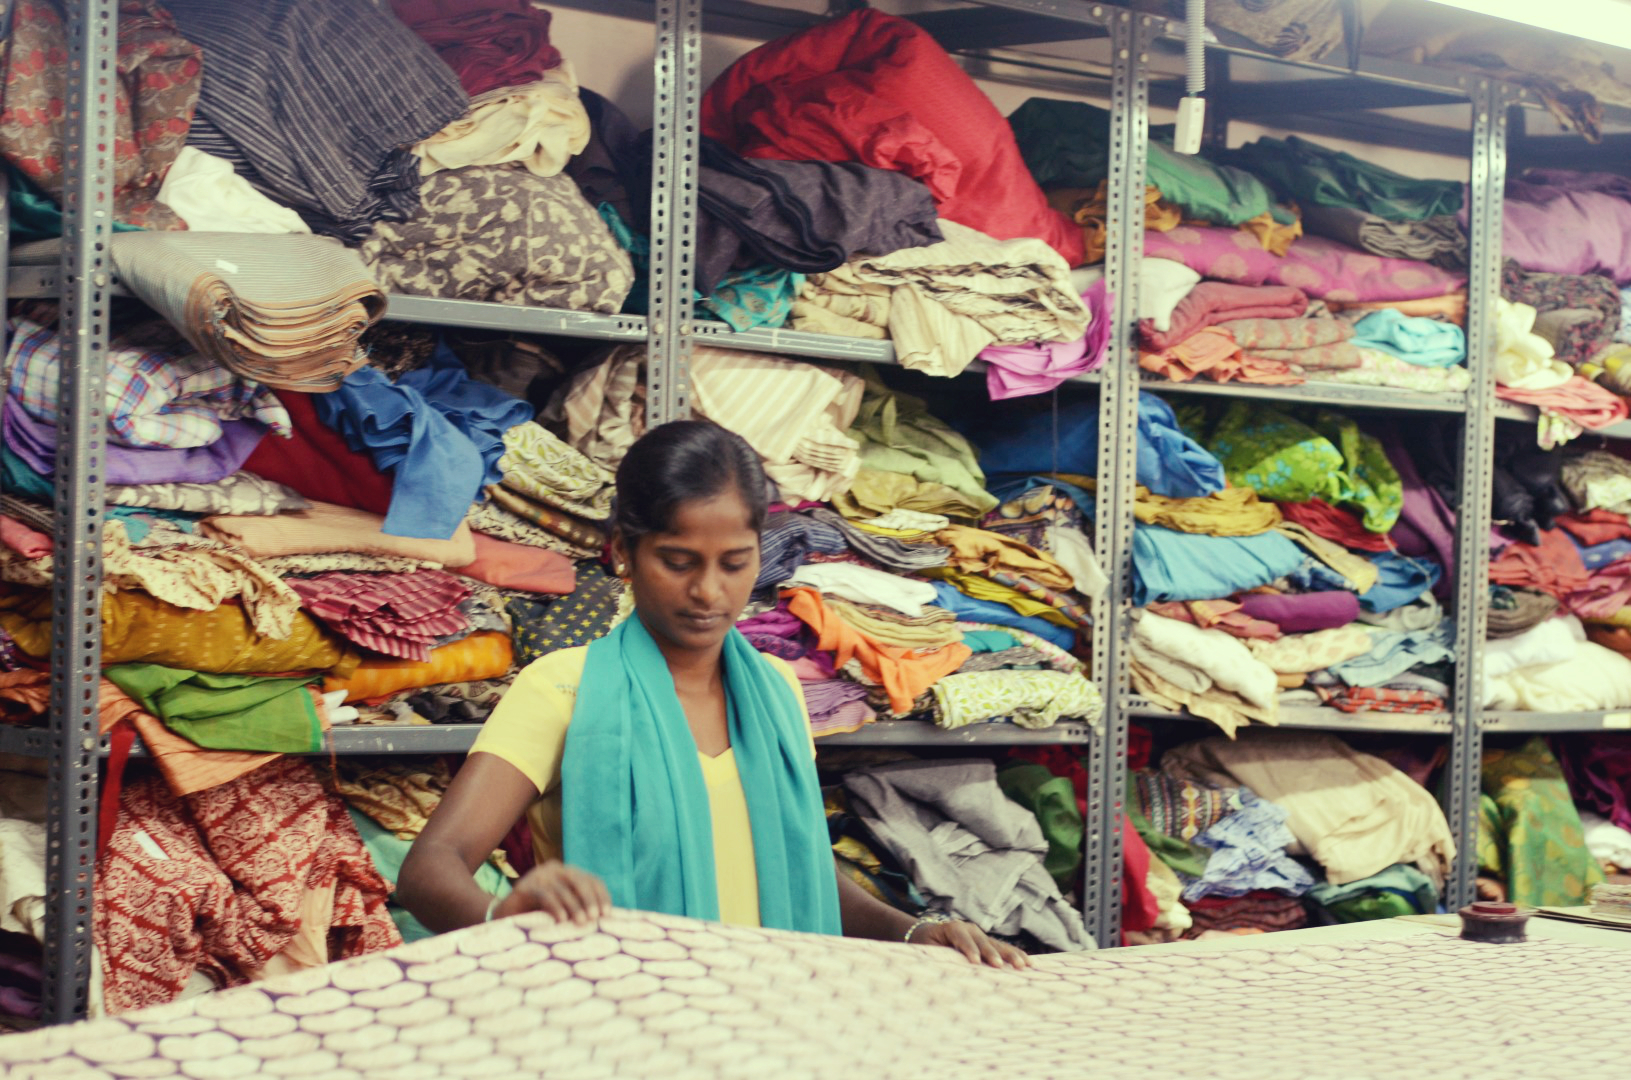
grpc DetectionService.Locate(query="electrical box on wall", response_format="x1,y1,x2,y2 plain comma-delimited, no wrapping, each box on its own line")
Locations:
1173,95,1207,155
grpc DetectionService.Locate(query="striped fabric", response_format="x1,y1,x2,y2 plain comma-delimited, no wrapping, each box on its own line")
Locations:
161,0,466,240
286,569,471,662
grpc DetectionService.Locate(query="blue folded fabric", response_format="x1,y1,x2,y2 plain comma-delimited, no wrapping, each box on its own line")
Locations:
1350,309,1466,368
1360,551,1442,613
1182,788,1314,902
1132,525,1305,605
1328,620,1456,688
755,511,848,595
971,393,1225,498
1572,536,1631,571
927,582,1075,650
315,342,533,539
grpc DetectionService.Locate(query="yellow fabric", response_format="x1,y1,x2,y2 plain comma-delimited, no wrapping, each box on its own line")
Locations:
470,645,816,929
832,468,989,522
1235,208,1302,256
1592,607,1631,630
1049,183,1181,264
0,587,354,675
1132,486,1284,537
824,596,963,651
323,631,513,703
935,525,1075,591
918,567,1077,628
1273,523,1381,594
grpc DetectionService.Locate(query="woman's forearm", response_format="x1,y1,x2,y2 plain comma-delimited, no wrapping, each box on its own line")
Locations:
835,869,917,941
396,838,499,934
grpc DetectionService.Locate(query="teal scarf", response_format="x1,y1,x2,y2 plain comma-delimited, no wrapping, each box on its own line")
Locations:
561,616,841,934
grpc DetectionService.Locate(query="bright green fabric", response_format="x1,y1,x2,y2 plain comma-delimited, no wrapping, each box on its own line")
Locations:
1308,863,1438,922
999,763,1083,891
845,367,997,515
103,663,323,752
1480,737,1605,907
1205,403,1403,533
346,806,510,944
560,617,841,934
1225,135,1463,223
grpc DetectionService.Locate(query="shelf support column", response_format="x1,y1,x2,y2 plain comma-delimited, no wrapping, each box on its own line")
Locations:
1085,7,1152,950
1447,79,1510,912
43,0,118,1024
646,0,703,424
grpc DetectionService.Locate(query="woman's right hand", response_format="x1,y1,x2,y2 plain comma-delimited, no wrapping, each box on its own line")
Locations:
492,861,613,926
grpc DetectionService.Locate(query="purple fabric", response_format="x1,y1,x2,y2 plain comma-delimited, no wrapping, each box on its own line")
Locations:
1144,228,1465,301
980,279,1113,400
1237,590,1360,633
1557,736,1631,834
1476,176,1631,285
801,676,870,718
3,395,268,486
737,607,804,639
1375,426,1458,602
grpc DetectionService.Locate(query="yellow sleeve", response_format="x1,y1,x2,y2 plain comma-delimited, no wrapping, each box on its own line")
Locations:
469,646,590,793
759,653,818,760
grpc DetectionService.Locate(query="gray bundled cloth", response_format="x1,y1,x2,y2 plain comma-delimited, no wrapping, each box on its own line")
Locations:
1300,205,1468,271
843,759,1094,953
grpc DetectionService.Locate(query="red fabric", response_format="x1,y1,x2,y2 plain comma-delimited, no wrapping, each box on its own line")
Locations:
1277,498,1392,552
1127,726,1153,772
1120,816,1160,939
1139,282,1308,352
699,9,1084,266
1557,509,1631,546
1488,528,1591,600
243,391,393,515
390,0,560,97
0,515,51,558
462,531,577,594
97,723,138,863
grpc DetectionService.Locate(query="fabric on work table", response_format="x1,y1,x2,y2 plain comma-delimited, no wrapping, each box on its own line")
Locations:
286,570,471,662
1143,228,1467,302
974,392,1225,499
1132,486,1282,537
314,342,532,540
361,167,634,314
1132,524,1306,606
1183,789,1315,903
107,472,307,518
413,63,585,178
1140,326,1303,386
930,670,1102,731
102,665,323,754
1487,586,1561,639
0,587,352,675
1562,451,1631,517
95,759,399,1014
498,422,614,523
1225,135,1462,222
1162,730,1456,887
1277,499,1391,552
1237,590,1361,634
557,345,864,503
108,232,385,392
928,584,1075,651
323,631,512,704
560,618,840,935
844,759,1092,952
1489,528,1592,601
507,563,625,666
1139,282,1308,352
791,220,1090,379
1349,309,1467,367
202,501,476,568
1482,738,1605,908
1243,625,1375,675
163,0,465,240
1205,403,1403,533
1131,612,1278,716
1327,621,1456,688
6,314,291,450
979,277,1112,399
1146,599,1279,641
1501,259,1623,367
935,526,1075,592
0,0,198,230
3,394,267,488
785,588,968,716
155,146,312,235
391,0,560,97
1299,205,1467,270
701,10,1083,264
1009,97,1279,228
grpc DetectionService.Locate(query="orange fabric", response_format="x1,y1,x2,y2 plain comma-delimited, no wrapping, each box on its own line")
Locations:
459,532,577,594
1326,292,1468,326
782,587,968,715
1234,210,1302,257
323,631,514,703
1050,183,1180,264
97,681,280,797
1138,327,1304,386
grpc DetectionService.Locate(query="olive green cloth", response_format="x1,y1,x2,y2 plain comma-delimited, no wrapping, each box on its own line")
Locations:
999,763,1084,890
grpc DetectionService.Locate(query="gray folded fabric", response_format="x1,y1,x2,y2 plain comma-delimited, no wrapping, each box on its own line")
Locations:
1301,205,1468,270
807,507,951,574
844,759,1094,952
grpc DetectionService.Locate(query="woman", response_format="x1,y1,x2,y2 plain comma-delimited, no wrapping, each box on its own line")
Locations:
399,420,1026,968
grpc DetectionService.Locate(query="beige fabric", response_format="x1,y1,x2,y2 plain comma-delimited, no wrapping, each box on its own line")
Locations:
791,219,1091,377
497,420,615,522
1162,730,1457,887
202,500,477,568
1244,625,1376,675
414,63,589,178
1129,658,1277,740
1274,522,1381,594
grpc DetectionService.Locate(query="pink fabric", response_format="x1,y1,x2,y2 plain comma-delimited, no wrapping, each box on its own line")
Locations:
460,532,577,594
1496,378,1630,431
1490,175,1631,285
0,515,51,559
1145,228,1466,302
981,279,1113,399
1568,562,1631,621
1140,282,1308,351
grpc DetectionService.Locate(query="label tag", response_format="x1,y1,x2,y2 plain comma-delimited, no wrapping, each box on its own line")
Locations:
214,258,240,274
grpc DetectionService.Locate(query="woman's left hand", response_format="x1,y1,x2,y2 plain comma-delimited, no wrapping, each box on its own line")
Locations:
912,919,1030,970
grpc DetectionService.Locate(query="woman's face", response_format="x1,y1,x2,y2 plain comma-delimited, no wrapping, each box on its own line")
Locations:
617,491,760,655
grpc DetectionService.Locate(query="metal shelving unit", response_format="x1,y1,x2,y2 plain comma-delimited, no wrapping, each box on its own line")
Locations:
1142,375,1471,414
1125,699,1454,735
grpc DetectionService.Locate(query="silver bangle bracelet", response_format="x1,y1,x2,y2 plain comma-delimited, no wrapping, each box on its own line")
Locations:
903,911,952,943
484,895,502,923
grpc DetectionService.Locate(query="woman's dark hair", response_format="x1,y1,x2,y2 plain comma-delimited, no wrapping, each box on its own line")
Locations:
612,420,770,542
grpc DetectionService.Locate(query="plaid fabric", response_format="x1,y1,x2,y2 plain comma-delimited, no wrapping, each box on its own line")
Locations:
286,569,471,662
1314,684,1445,714
6,315,291,449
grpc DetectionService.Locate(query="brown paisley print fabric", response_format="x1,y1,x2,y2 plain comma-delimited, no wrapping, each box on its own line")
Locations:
0,0,200,229
360,165,635,314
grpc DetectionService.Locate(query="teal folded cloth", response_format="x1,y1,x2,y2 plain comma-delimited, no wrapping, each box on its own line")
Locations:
1307,862,1439,922
561,616,841,934
1225,135,1463,223
1351,310,1466,368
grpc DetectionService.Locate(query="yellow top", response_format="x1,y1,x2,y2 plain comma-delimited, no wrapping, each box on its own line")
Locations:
469,645,813,928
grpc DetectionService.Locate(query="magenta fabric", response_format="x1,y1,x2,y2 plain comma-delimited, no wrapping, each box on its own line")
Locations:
1144,227,1466,301
3,395,268,486
1567,562,1631,621
1558,736,1631,834
390,0,561,97
980,278,1113,399
1236,590,1360,633
1482,175,1631,285
1376,424,1458,602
